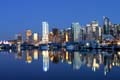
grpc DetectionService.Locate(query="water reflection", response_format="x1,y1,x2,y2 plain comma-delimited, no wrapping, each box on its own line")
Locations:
42,50,49,72
33,49,39,60
26,50,32,63
2,49,120,76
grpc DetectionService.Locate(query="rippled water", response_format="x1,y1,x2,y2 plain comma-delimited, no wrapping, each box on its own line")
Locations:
0,50,120,80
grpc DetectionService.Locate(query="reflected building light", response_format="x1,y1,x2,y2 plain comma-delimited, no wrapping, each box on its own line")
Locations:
66,51,68,61
9,49,12,53
112,62,115,66
33,50,39,60
67,52,72,64
99,54,102,64
104,66,108,76
73,52,81,70
87,55,93,67
17,50,22,60
92,58,99,72
17,44,22,59
49,51,54,61
42,51,49,72
17,44,21,52
118,51,120,55
68,61,72,64
26,50,32,64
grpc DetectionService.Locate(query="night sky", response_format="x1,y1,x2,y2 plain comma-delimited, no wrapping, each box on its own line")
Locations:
0,0,120,40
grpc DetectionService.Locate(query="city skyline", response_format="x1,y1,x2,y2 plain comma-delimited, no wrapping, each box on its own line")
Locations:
0,16,120,42
1,0,120,40
1,0,120,80
0,16,118,40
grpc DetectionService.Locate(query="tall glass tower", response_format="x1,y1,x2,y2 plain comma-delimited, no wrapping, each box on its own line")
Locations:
103,16,110,35
42,22,49,43
71,22,81,42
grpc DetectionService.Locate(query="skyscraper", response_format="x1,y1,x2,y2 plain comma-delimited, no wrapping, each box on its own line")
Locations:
72,22,81,42
98,27,102,41
42,22,49,43
17,33,22,44
26,30,32,44
91,20,99,40
52,28,59,43
85,20,100,41
103,16,110,35
33,32,39,44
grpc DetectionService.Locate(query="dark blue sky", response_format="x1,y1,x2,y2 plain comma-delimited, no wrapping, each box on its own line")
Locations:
0,0,120,40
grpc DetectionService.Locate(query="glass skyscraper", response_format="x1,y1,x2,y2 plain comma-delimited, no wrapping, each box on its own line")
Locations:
72,22,81,42
103,16,110,35
42,22,49,43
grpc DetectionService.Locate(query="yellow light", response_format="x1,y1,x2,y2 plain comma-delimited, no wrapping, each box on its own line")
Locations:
33,50,38,60
33,33,38,42
93,58,99,68
26,51,32,63
66,51,68,60
26,56,32,63
50,56,54,61
66,32,68,42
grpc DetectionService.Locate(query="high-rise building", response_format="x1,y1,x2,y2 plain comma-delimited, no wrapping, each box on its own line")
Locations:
26,30,32,44
42,22,49,43
72,22,81,42
98,27,102,41
48,32,53,42
117,24,120,39
17,33,22,44
103,16,110,35
85,20,99,41
91,20,99,40
52,28,61,43
33,32,39,44
66,28,72,42
86,24,92,40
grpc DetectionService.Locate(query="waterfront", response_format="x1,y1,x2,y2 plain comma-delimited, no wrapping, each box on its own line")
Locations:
0,50,120,80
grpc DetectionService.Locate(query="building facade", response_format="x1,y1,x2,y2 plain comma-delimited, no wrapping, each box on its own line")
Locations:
42,22,49,43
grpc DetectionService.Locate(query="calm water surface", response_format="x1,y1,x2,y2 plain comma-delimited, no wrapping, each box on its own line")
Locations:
0,49,120,80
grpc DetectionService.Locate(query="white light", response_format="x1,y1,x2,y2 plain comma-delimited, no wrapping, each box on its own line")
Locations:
86,43,90,46
118,52,120,55
117,42,120,46
43,67,48,72
0,41,2,44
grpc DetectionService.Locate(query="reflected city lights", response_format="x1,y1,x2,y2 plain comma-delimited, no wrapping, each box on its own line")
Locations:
42,50,49,72
33,49,39,60
1,49,120,76
26,50,32,64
